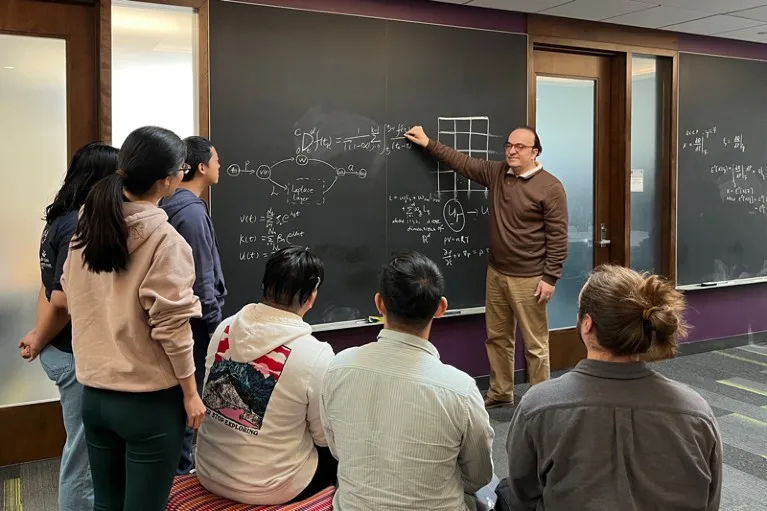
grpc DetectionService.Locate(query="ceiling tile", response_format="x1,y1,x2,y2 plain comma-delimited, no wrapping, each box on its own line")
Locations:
715,23,767,41
730,5,767,22
605,5,709,28
466,0,576,12
540,0,658,21
662,14,764,34
654,0,767,14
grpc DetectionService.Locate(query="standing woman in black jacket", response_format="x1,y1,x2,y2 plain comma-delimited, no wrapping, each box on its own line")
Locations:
18,142,118,511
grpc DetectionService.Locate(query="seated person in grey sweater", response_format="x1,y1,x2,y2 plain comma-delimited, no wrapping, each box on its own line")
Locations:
497,264,722,511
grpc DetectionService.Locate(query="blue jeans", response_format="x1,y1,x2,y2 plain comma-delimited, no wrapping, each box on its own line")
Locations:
40,345,94,511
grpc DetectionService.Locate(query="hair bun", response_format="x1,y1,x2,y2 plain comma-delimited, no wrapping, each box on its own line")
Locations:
642,306,658,321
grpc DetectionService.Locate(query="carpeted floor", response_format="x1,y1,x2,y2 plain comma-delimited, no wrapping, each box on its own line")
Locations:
2,343,766,510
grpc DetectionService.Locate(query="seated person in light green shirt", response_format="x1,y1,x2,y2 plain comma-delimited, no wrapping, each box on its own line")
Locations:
320,251,496,511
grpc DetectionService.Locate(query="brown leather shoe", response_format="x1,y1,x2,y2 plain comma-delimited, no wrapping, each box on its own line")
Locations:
484,396,514,409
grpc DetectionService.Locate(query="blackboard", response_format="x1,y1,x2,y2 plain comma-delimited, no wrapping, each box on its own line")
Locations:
209,1,527,325
677,52,767,289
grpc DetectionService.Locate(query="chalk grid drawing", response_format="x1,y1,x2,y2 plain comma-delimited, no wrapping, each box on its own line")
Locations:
436,116,491,198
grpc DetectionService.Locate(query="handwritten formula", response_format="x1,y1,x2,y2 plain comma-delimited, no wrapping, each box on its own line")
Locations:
388,194,489,266
683,126,767,215
294,124,413,156
238,207,305,261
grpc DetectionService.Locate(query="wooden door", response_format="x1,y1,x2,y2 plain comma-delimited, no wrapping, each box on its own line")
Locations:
0,0,99,466
531,49,625,371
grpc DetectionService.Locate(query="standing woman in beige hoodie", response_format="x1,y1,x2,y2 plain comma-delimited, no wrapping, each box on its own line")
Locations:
61,126,207,511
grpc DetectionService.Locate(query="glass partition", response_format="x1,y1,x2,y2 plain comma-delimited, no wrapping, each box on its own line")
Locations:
536,76,595,330
112,0,198,147
0,34,67,406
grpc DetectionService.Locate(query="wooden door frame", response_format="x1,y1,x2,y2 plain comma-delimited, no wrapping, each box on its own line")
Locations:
530,49,618,370
531,49,617,266
526,16,679,370
0,0,98,156
0,0,99,467
528,15,679,283
98,0,209,142
98,0,210,200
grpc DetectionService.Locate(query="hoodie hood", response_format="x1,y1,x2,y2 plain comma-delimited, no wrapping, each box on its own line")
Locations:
160,188,206,223
224,303,312,362
124,201,171,254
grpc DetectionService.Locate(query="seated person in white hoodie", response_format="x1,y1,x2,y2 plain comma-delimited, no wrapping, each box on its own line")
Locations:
195,246,336,505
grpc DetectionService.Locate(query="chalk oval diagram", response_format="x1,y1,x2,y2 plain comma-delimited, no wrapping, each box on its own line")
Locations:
358,168,367,179
336,167,346,177
226,163,241,177
443,198,466,233
296,154,309,166
256,165,271,180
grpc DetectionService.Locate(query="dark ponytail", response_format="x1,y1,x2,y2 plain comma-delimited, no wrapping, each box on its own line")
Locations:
73,173,129,273
72,126,186,274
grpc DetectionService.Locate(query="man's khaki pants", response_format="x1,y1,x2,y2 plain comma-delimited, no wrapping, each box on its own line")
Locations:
485,266,550,403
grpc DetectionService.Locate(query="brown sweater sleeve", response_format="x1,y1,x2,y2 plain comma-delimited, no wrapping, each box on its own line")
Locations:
425,139,503,188
139,237,202,380
542,182,569,285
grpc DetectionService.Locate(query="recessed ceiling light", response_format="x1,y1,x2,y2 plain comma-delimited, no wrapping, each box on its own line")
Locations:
3,66,15,70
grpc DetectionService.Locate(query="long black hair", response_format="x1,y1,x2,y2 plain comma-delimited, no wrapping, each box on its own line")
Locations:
72,126,186,274
44,142,119,223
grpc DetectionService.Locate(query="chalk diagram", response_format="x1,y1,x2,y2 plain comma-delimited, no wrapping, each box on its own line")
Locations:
226,154,366,206
437,116,495,233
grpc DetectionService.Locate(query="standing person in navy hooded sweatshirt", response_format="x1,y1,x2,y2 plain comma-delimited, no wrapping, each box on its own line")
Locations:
160,135,228,474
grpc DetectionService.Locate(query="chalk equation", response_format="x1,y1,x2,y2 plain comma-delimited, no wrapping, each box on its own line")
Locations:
722,187,767,215
681,126,750,155
710,164,766,184
294,123,413,156
388,193,490,266
722,134,745,152
238,207,305,260
681,126,716,155
442,198,489,233
709,162,767,215
226,155,366,205
443,247,489,267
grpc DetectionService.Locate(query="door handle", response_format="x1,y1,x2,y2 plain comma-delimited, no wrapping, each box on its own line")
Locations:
598,223,611,248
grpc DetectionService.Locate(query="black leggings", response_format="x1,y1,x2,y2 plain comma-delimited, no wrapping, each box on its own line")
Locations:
289,447,338,503
82,385,186,511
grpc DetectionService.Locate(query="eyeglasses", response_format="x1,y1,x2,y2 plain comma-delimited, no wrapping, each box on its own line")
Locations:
179,163,191,175
504,142,533,152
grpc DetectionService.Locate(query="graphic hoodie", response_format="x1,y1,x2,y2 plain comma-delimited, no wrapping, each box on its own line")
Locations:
195,303,335,505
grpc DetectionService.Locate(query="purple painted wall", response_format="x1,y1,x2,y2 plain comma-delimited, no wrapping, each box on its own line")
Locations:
240,0,526,33
229,0,767,376
678,33,767,60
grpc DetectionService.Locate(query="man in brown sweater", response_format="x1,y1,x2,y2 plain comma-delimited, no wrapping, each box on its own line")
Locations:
405,126,568,408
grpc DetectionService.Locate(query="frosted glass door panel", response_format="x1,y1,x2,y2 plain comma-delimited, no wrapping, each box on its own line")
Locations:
535,76,595,330
0,34,67,406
